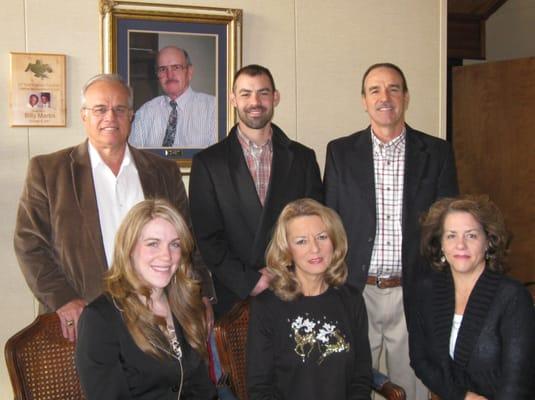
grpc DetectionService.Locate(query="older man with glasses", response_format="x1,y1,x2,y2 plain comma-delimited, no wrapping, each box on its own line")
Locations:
129,46,217,148
14,74,215,342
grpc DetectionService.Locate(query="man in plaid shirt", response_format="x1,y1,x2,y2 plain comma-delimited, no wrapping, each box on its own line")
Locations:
324,63,458,399
190,64,323,317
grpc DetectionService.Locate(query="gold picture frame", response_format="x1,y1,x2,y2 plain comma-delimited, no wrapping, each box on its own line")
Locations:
99,0,242,169
9,52,67,127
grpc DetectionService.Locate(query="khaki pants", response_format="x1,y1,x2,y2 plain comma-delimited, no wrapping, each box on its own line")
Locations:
363,285,428,400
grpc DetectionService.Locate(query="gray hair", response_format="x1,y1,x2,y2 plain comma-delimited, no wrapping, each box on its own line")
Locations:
157,46,193,67
80,73,133,109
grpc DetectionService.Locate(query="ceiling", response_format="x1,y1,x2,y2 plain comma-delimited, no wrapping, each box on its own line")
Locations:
447,0,509,59
448,0,509,20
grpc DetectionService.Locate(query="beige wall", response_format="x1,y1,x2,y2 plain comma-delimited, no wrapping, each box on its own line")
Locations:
0,0,446,396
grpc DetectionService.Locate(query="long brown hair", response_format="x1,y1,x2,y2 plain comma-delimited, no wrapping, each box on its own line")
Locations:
104,199,207,359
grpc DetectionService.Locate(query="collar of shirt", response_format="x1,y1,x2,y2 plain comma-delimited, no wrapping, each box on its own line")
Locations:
371,127,406,157
88,141,134,176
236,126,273,155
164,86,193,111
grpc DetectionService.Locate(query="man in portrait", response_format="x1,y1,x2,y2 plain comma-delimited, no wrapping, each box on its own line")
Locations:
324,63,458,399
189,64,323,317
129,46,217,148
39,92,51,108
14,73,215,342
28,93,39,108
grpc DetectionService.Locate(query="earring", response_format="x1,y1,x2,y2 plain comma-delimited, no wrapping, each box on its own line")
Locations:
440,255,446,263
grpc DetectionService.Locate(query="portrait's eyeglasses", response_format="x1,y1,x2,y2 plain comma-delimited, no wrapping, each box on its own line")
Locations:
157,64,188,75
83,105,131,117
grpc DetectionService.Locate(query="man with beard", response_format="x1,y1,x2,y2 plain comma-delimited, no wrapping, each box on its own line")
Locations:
129,46,216,148
189,64,323,316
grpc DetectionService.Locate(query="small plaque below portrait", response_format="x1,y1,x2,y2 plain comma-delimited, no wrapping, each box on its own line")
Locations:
9,52,66,127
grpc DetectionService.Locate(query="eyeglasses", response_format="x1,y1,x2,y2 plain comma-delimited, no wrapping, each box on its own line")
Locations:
83,105,131,117
157,64,188,75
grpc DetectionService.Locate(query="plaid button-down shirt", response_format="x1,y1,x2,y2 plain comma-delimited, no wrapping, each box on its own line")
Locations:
368,129,406,278
237,127,273,206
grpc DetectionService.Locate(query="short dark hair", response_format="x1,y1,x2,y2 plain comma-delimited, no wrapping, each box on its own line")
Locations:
233,64,276,92
420,195,510,273
361,62,408,96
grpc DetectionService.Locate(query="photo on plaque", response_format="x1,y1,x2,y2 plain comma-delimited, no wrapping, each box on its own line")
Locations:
9,52,66,127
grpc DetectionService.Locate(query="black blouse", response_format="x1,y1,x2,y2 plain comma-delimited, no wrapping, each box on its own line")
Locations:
76,295,216,400
247,285,371,400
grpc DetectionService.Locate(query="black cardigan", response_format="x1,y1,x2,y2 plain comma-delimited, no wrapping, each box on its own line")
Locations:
76,295,216,400
408,268,535,399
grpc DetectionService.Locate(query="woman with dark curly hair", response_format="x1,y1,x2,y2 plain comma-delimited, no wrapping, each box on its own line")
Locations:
409,195,535,400
76,199,216,399
247,198,371,399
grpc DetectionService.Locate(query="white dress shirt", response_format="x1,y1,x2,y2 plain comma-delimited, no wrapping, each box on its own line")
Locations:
129,86,217,148
88,143,145,266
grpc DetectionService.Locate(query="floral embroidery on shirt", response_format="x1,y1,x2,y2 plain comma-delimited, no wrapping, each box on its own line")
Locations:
289,315,350,364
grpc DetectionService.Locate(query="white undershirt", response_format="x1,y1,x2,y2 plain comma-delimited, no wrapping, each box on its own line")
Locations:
88,143,144,266
449,313,463,359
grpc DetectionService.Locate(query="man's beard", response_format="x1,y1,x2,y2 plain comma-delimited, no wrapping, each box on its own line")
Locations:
237,106,273,130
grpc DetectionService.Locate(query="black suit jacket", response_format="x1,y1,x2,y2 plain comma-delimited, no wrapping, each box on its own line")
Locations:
76,295,216,400
189,124,323,315
408,269,535,399
324,126,458,310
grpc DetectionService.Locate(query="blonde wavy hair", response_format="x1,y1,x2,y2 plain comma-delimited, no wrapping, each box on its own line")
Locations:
266,198,348,301
104,199,207,360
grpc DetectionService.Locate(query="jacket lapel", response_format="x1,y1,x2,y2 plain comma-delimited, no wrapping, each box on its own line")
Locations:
70,141,107,270
227,128,263,235
403,126,428,215
130,146,161,199
262,124,292,212
251,125,293,261
351,128,376,218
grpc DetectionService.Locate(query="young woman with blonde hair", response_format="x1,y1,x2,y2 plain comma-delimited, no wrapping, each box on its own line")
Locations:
76,199,216,399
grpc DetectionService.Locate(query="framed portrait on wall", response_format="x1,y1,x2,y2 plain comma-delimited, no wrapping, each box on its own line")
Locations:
100,0,242,169
9,52,66,127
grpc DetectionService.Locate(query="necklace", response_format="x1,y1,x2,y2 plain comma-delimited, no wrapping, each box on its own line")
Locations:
166,325,183,360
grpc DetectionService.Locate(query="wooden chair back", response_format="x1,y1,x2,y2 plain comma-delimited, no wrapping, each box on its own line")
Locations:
214,300,250,400
4,312,85,400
